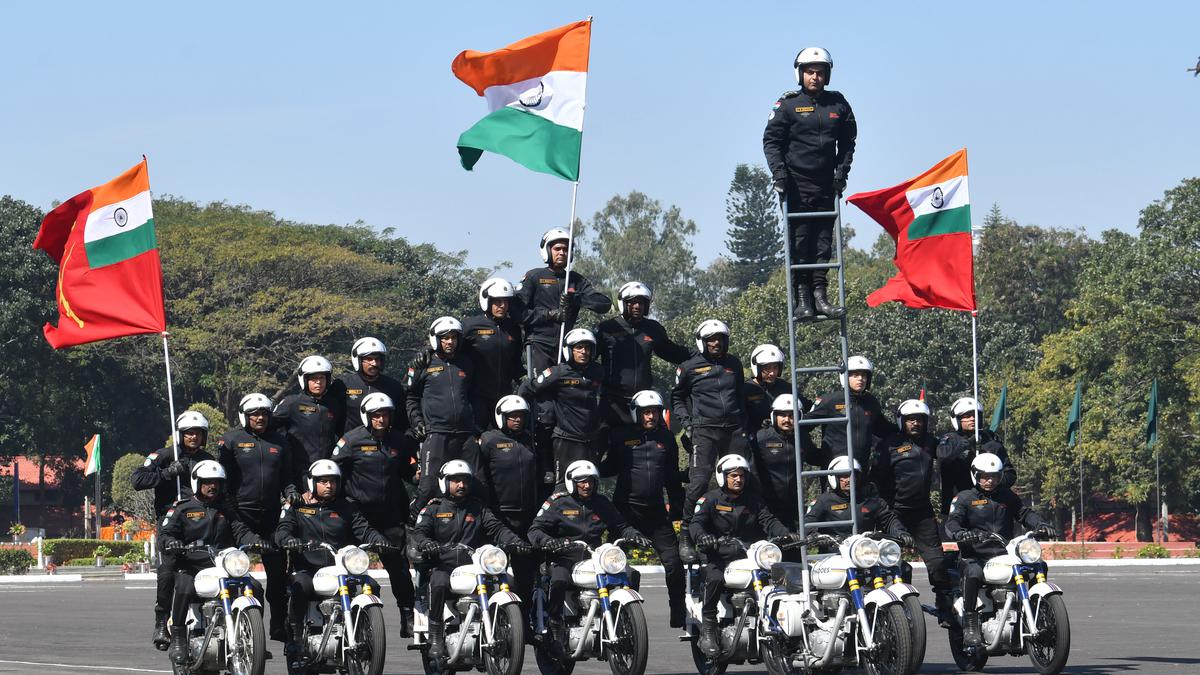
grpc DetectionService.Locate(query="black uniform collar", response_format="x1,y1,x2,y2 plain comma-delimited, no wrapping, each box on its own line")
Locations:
720,488,745,502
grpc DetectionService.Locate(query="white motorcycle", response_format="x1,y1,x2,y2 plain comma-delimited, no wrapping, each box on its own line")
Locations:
531,539,649,675
947,532,1070,674
411,542,526,675
285,542,388,675
168,544,268,675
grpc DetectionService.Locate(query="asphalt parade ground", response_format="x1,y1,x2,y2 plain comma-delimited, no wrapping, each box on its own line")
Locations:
0,565,1196,674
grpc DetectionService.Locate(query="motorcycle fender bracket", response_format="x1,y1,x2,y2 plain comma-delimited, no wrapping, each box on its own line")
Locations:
1028,582,1062,598
885,582,918,599
863,588,901,608
488,590,520,607
350,593,384,611
231,595,262,613
609,588,644,605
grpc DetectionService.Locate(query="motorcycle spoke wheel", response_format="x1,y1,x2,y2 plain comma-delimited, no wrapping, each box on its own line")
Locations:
350,605,387,675
860,604,912,675
484,604,526,675
606,603,648,675
689,639,727,675
947,627,988,672
902,595,927,675
1027,595,1071,675
761,635,801,675
230,608,266,675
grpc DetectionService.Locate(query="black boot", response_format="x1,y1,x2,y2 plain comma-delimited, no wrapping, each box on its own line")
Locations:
428,620,446,662
935,592,954,629
546,617,568,661
169,631,189,666
399,608,414,638
812,286,845,319
678,529,698,565
962,611,982,648
669,606,686,629
698,617,720,658
153,612,170,651
793,283,816,322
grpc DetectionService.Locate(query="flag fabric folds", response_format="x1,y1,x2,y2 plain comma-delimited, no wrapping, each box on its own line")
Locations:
452,20,590,181
84,434,101,477
33,160,166,348
990,384,1008,432
847,149,976,311
1145,379,1158,448
1067,380,1083,448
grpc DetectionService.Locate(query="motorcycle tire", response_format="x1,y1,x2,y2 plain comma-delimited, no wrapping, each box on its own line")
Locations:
689,639,727,675
761,634,802,675
230,607,267,675
947,627,988,672
484,604,526,675
534,636,575,675
860,603,912,675
902,595,927,675
1027,594,1071,675
348,605,387,675
607,602,648,675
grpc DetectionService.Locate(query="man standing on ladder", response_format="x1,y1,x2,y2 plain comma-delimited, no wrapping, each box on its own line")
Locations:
763,46,857,321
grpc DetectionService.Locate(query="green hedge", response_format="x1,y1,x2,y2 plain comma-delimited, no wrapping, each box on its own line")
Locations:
0,549,35,574
43,538,144,561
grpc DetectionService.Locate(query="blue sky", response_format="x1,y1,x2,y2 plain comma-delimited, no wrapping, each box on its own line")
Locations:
4,2,1197,272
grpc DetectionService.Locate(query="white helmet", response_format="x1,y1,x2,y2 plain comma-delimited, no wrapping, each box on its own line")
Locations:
540,227,571,264
617,281,652,315
629,389,664,421
750,344,786,379
840,355,874,388
493,394,530,428
438,459,473,494
794,46,834,85
306,459,341,494
238,393,273,427
970,453,1004,486
478,277,515,313
190,459,226,495
896,399,931,427
175,410,210,446
428,316,463,350
351,337,387,371
694,319,731,353
562,328,597,361
826,455,862,490
771,394,795,422
715,454,751,489
564,460,600,496
298,355,333,389
359,392,395,428
950,397,985,431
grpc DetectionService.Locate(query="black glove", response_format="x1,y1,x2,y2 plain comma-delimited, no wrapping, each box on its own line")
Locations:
898,533,915,549
417,540,441,557
408,349,431,374
627,534,653,549
281,538,305,551
412,421,428,442
162,461,186,479
772,176,787,195
543,538,572,554
777,532,805,546
543,471,557,486
162,540,185,552
954,529,984,545
508,541,534,556
283,486,302,506
1035,525,1058,539
833,170,847,196
696,534,718,551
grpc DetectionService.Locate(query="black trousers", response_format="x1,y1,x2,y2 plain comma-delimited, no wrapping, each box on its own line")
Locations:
552,436,596,484
425,567,454,627
528,342,557,372
155,550,177,616
701,554,737,621
785,181,836,288
618,501,684,621
240,510,288,633
288,569,382,628
172,562,264,626
360,506,415,613
958,558,986,611
682,427,751,524
496,511,538,626
896,507,953,596
414,432,475,517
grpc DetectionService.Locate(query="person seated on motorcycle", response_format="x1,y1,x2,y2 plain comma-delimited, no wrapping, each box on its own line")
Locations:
274,459,389,660
944,453,1055,649
409,459,532,661
805,456,913,551
689,454,802,658
157,460,265,666
528,460,652,658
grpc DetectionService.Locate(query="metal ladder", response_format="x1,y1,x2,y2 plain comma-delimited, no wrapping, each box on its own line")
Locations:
780,198,859,567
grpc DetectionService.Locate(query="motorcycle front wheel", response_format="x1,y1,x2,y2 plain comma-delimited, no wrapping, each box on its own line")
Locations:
860,604,912,675
347,605,387,675
689,639,727,675
229,607,267,675
1027,594,1071,675
534,634,575,675
761,633,802,675
947,626,988,672
484,604,526,675
607,602,648,675
901,595,926,675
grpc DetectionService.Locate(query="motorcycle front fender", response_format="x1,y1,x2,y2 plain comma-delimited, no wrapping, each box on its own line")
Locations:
231,595,262,614
885,582,919,599
488,590,521,607
1028,581,1063,598
609,588,644,605
350,593,384,611
863,588,901,608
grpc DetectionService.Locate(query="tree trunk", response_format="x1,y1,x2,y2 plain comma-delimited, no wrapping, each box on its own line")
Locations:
1135,499,1154,542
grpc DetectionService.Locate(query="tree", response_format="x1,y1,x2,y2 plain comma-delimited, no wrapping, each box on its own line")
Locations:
724,164,782,290
111,453,156,524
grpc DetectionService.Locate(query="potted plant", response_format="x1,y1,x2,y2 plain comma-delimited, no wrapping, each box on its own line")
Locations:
43,540,58,567
93,544,112,567
121,520,140,541
8,523,25,542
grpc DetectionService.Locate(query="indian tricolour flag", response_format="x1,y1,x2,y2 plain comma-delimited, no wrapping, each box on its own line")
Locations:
452,20,590,181
84,434,101,476
848,149,976,311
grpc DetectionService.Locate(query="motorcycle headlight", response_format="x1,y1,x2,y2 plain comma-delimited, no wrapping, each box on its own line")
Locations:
475,545,509,576
877,540,901,568
221,549,251,578
1017,537,1043,564
848,538,880,568
753,542,783,570
340,546,371,576
596,545,628,575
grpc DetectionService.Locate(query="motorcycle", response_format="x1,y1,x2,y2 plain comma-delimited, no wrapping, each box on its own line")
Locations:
946,532,1070,674
285,542,388,675
410,542,525,675
530,539,649,675
167,543,268,675
859,534,926,675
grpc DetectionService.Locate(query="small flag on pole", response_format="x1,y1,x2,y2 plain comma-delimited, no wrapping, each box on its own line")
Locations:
1067,381,1083,448
990,384,1008,432
84,434,101,477
1145,379,1158,448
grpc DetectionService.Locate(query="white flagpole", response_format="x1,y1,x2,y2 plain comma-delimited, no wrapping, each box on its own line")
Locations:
161,332,182,498
555,16,592,365
971,311,981,443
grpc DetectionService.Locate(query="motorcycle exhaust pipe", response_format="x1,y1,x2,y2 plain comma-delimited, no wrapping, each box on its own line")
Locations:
812,597,849,669
447,604,479,664
987,593,1014,652
571,600,601,661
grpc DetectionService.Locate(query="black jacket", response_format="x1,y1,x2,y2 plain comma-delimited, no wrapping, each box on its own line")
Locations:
158,495,260,567
689,487,790,560
751,426,824,529
461,314,525,405
743,378,797,433
936,430,1017,515
475,428,543,522
405,351,476,434
132,447,215,517
274,498,385,571
331,426,416,512
808,389,897,468
516,266,611,349
328,370,407,436
805,483,909,545
272,393,339,487
762,88,857,187
945,486,1047,560
409,495,522,569
217,427,297,519
521,360,605,441
869,432,938,513
601,424,684,518
671,352,749,430
596,316,691,401
529,491,639,564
